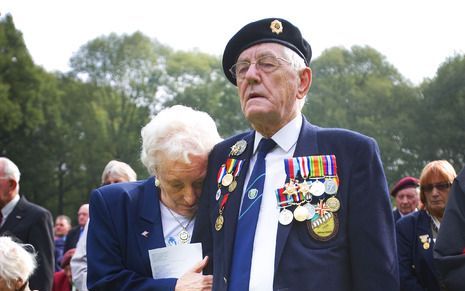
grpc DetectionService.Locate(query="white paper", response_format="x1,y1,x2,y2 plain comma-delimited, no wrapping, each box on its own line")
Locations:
149,242,202,279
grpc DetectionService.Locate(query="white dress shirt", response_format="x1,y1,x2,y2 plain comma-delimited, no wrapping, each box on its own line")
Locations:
247,115,302,291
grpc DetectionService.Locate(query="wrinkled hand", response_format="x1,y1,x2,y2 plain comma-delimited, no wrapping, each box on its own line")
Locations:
175,256,213,291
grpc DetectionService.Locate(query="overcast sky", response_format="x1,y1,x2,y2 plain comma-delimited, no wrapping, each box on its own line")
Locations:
2,0,465,85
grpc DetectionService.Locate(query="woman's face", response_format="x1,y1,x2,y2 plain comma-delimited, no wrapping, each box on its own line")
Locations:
422,174,452,218
157,154,208,217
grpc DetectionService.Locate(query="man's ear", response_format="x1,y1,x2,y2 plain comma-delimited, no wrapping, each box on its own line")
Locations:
9,179,18,192
297,67,312,100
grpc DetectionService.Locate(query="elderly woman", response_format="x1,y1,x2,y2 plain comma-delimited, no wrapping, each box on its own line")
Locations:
396,160,457,291
0,236,37,291
87,105,221,290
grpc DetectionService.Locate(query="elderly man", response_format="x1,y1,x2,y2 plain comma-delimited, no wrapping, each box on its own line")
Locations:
64,203,89,253
0,157,54,291
54,214,72,271
193,18,399,290
391,176,420,221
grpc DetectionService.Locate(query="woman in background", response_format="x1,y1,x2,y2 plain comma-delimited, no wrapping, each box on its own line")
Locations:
397,160,457,291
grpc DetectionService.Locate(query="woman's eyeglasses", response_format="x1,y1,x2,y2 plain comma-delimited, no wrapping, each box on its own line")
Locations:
420,182,451,193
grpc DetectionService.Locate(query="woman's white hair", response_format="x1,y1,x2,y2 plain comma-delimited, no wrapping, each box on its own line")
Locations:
140,105,222,175
101,160,137,185
0,236,37,289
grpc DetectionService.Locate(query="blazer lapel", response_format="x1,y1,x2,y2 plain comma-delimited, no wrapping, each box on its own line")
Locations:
417,212,436,274
223,132,255,278
275,117,320,271
135,177,165,274
0,196,27,234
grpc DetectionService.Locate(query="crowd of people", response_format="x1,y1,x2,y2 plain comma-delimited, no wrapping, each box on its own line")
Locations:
1,17,464,291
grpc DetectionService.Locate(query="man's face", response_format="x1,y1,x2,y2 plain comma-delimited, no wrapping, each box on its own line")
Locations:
395,187,419,215
77,205,89,227
235,43,309,134
54,218,71,237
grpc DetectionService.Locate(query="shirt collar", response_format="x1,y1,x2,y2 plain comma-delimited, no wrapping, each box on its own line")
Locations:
253,114,302,154
1,194,20,219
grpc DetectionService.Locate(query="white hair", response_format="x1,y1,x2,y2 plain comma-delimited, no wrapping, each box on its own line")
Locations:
140,105,222,175
101,160,137,185
0,236,37,289
282,46,309,110
0,157,21,182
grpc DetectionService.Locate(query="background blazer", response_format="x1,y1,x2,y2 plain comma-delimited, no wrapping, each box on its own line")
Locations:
396,210,440,291
193,116,399,291
433,166,465,291
64,224,82,253
393,209,402,222
87,177,177,291
0,195,54,291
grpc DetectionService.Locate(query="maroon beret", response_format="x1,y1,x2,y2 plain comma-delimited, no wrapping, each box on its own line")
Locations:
390,176,419,197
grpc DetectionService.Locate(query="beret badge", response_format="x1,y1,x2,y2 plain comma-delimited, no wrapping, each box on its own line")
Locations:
270,19,283,34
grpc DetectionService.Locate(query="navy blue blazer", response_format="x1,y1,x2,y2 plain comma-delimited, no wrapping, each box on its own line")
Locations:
393,209,402,222
434,166,465,291
87,177,177,290
193,116,399,291
396,210,441,291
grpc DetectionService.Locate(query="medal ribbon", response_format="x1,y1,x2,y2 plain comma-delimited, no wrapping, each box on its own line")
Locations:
217,164,226,185
284,158,299,181
275,187,292,208
233,160,244,177
219,193,230,212
298,156,309,180
225,158,238,175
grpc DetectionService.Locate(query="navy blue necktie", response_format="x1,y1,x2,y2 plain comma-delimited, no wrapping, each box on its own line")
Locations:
229,138,276,290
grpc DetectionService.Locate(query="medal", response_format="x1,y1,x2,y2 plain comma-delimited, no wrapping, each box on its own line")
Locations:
278,208,294,225
221,173,233,187
326,197,340,212
179,230,190,243
310,180,325,196
294,205,310,222
423,242,430,250
230,140,247,156
303,203,316,220
324,178,338,194
215,214,224,231
283,180,299,197
228,180,237,192
298,181,311,197
215,188,221,201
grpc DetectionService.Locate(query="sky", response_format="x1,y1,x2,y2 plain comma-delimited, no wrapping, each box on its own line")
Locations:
2,0,465,85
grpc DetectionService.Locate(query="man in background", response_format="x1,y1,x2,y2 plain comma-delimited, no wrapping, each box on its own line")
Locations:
64,203,89,253
0,157,54,291
391,176,420,221
54,214,72,271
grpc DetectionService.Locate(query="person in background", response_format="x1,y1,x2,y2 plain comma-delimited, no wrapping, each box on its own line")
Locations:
64,204,88,253
52,248,76,291
434,164,465,291
54,215,72,272
391,176,420,221
0,236,37,291
71,160,137,291
0,157,54,291
87,105,220,290
397,160,457,291
193,17,398,291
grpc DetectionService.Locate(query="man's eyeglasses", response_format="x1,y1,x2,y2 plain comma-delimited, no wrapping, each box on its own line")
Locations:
229,55,291,80
420,182,451,193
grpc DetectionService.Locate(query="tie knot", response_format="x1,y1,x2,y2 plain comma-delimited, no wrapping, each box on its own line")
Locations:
257,138,276,155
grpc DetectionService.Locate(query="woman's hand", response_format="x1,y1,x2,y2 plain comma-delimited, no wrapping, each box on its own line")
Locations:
175,256,213,291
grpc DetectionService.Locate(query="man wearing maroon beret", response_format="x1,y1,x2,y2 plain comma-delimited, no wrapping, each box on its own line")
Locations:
391,176,420,221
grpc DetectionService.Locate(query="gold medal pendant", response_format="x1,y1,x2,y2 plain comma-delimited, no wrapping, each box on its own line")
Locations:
221,173,233,187
215,214,224,231
294,205,310,222
326,197,340,212
228,180,237,192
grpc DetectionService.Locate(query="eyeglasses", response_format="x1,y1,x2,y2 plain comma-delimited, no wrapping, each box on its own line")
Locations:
420,182,451,193
229,55,291,80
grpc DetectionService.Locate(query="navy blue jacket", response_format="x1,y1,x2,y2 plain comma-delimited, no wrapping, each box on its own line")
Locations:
87,177,177,290
397,210,441,291
193,116,399,291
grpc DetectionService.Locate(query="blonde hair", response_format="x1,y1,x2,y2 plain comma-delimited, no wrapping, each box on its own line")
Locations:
419,160,457,205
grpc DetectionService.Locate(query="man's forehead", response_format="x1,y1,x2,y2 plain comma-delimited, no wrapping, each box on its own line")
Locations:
238,43,284,60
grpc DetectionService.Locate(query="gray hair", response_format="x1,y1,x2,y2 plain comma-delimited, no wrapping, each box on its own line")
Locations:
0,236,37,289
282,46,309,110
101,160,137,185
0,157,21,182
140,105,222,175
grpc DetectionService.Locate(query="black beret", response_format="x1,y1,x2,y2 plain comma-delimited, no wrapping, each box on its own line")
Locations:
390,176,419,197
222,18,312,85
